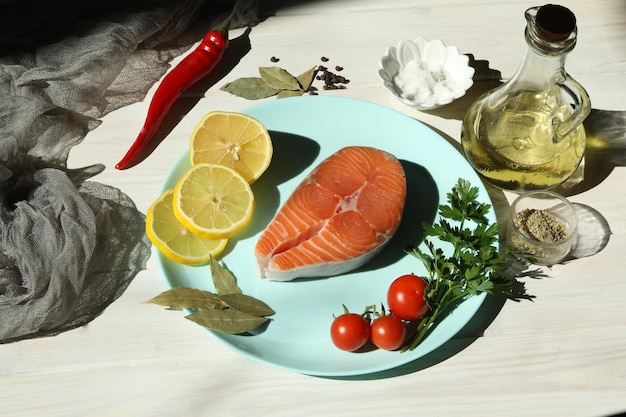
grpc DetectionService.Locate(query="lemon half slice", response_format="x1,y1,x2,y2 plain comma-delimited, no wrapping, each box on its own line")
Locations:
146,189,228,265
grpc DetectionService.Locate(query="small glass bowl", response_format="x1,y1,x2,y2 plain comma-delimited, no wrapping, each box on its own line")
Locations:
507,191,578,265
378,37,475,110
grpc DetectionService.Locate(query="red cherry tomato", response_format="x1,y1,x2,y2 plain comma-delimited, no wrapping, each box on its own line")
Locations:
370,314,406,351
330,313,370,352
387,274,429,321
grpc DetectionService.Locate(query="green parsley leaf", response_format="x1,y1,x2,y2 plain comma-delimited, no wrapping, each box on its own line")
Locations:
403,178,537,351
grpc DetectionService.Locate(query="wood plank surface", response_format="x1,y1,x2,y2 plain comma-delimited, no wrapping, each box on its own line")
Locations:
2,1,625,416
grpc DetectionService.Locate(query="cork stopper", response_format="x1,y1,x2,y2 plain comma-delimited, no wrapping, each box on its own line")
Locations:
535,4,576,42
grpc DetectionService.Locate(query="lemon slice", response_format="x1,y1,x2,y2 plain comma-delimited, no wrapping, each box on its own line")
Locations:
146,189,228,265
173,163,255,240
190,111,272,183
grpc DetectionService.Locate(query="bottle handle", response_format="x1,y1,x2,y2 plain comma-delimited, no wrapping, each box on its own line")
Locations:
555,71,591,140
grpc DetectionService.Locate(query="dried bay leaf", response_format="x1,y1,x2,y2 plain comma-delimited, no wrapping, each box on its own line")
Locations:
219,293,276,317
296,66,317,91
277,90,304,99
186,308,268,334
144,287,227,310
211,258,242,295
259,66,301,91
220,77,279,100
147,259,275,336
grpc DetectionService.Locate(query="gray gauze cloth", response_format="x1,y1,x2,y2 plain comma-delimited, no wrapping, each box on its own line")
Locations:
0,0,259,343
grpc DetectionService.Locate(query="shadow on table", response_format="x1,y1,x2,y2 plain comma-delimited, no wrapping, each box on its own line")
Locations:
545,109,623,260
323,292,509,381
556,109,626,195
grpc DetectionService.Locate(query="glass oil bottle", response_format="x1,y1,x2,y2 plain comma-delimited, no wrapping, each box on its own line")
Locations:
461,4,591,192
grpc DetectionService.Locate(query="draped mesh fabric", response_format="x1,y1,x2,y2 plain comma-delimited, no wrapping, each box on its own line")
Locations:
0,0,259,342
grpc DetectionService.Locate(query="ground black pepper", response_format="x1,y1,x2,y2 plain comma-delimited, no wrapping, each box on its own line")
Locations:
509,207,572,264
514,208,568,243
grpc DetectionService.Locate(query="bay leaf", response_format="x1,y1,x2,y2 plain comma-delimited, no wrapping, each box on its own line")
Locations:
220,77,279,100
259,66,301,91
185,309,268,334
144,287,227,310
296,66,317,90
276,89,304,99
219,293,276,317
211,259,242,295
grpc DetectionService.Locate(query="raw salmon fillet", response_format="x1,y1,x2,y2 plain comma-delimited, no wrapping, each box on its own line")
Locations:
255,146,406,281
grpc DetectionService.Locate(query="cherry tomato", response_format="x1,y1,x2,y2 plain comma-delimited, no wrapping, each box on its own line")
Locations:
330,313,370,352
370,314,407,351
387,274,429,321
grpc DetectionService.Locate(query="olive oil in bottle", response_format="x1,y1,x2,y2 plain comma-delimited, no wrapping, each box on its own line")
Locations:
461,4,590,192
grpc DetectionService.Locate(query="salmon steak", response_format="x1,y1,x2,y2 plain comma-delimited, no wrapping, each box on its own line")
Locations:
255,146,407,281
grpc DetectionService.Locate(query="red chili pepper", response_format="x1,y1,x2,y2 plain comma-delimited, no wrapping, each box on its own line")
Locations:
115,20,230,170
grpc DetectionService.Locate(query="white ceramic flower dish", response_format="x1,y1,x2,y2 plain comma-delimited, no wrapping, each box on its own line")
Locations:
378,37,475,110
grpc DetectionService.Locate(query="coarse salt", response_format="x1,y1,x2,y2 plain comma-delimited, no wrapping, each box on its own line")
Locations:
393,60,455,104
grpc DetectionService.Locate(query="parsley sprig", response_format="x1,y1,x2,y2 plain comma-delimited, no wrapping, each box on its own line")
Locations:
404,178,535,351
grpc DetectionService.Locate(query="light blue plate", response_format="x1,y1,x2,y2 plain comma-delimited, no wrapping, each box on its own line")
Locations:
157,96,493,377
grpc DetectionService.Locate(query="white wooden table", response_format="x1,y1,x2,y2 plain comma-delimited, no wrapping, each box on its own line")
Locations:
2,1,625,416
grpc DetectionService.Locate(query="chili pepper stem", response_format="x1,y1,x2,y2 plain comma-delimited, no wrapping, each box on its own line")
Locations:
218,18,232,33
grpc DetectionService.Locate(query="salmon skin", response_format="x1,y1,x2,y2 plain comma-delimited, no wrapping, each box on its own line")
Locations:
255,146,407,281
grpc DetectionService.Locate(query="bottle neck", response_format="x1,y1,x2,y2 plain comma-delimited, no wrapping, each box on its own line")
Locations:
509,5,577,87
511,44,568,87
511,14,576,90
